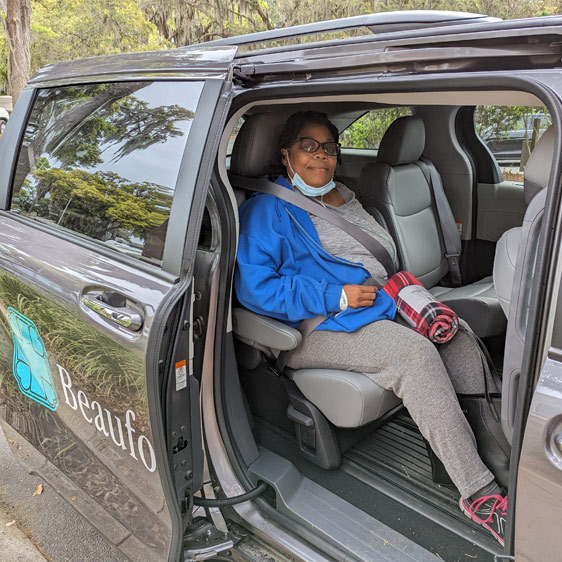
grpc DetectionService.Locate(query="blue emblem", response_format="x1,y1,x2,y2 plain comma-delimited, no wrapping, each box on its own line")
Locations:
7,307,59,411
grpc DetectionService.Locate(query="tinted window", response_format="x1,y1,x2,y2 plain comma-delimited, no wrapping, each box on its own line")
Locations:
340,107,412,150
11,81,204,265
474,105,552,182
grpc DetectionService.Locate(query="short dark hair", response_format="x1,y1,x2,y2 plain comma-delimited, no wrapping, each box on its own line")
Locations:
277,111,339,152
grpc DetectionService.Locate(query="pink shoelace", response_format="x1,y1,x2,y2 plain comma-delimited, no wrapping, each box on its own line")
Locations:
469,494,508,524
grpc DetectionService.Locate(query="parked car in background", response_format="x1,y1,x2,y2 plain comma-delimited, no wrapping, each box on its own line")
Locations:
0,106,9,135
1,10,562,562
478,112,552,164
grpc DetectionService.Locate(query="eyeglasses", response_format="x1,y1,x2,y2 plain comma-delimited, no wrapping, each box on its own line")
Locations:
296,137,341,157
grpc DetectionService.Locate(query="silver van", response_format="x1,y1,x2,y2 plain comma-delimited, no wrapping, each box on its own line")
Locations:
0,10,560,562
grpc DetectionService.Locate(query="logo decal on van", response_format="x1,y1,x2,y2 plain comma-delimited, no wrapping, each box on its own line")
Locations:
7,307,59,411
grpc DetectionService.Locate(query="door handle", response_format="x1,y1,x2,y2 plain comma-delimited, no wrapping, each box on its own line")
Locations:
82,293,143,332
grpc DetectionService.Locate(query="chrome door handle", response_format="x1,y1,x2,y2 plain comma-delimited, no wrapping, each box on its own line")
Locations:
82,296,143,331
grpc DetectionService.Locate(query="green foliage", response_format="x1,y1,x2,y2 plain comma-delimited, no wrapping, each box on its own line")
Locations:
139,0,374,45
9,0,165,80
0,0,559,87
138,0,557,47
32,0,165,55
16,166,172,239
370,0,549,20
0,32,8,94
340,107,413,149
474,105,551,140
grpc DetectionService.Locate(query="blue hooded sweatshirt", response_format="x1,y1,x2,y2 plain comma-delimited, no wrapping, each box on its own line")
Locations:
235,176,396,332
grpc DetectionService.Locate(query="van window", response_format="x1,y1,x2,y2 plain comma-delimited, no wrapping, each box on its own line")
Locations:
474,105,552,182
340,107,412,150
10,81,204,266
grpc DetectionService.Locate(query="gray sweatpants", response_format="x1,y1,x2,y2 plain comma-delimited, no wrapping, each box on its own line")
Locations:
286,319,495,499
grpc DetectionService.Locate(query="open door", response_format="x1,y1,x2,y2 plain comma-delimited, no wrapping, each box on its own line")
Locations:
0,56,233,561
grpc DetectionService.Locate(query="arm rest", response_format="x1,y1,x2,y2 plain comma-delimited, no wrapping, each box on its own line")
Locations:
232,308,302,351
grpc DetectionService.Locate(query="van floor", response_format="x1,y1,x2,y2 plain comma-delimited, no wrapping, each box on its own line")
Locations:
254,414,502,562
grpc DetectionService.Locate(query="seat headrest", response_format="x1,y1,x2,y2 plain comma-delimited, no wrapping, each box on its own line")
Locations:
230,112,285,177
377,115,425,166
524,125,555,204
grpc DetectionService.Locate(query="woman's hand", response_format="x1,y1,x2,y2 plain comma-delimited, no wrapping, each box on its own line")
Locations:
343,284,377,308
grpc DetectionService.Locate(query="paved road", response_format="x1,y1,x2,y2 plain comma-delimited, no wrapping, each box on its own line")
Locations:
0,428,127,562
0,508,45,562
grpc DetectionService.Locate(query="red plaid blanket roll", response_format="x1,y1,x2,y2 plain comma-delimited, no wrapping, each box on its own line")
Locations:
383,271,459,343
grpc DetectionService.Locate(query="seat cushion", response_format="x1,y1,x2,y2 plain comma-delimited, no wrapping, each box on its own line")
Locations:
233,307,401,427
291,369,400,428
430,276,506,337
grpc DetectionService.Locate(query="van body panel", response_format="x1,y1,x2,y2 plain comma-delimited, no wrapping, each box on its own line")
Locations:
0,216,175,560
4,11,562,562
515,355,562,562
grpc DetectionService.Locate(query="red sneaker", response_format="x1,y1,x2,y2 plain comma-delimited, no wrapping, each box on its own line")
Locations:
459,493,507,547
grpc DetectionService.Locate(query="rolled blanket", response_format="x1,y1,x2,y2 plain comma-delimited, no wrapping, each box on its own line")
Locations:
383,271,459,343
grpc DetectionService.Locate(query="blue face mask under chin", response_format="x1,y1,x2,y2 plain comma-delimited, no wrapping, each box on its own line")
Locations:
287,154,336,197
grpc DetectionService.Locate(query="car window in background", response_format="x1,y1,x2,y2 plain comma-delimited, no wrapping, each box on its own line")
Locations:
340,107,412,149
10,81,204,266
474,105,552,182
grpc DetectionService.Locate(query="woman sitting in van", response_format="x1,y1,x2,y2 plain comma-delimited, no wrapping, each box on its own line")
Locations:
235,111,508,546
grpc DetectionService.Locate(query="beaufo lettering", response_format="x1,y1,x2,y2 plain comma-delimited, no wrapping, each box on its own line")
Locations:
58,364,78,410
57,365,156,472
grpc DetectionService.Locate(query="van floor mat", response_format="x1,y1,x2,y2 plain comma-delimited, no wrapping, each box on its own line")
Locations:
344,413,458,502
342,413,500,554
253,418,498,561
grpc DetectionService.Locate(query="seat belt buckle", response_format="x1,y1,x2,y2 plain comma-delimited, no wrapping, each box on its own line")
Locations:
269,363,283,378
445,252,460,265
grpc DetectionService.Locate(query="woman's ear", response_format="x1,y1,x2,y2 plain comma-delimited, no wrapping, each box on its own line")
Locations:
280,148,288,165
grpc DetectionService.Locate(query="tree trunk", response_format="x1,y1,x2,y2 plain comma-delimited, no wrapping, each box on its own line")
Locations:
5,0,31,103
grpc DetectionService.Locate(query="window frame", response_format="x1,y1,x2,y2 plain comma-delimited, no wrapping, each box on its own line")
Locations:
0,78,225,279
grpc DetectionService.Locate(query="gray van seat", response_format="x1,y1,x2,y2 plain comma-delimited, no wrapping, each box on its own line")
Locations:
493,125,555,317
492,125,554,443
357,115,505,337
232,308,400,427
231,112,400,429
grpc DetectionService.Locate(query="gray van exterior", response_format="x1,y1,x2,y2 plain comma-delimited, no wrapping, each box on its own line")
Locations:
1,10,562,562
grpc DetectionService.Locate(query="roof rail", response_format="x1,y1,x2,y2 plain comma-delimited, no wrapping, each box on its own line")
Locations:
198,10,500,47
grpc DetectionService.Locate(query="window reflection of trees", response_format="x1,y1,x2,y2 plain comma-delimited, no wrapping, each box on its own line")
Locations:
12,82,194,262
17,166,173,242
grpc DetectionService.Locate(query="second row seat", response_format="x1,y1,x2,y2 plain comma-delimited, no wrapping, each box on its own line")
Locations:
357,115,506,337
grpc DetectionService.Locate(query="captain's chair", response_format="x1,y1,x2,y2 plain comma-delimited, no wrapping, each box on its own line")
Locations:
230,113,400,469
357,116,506,338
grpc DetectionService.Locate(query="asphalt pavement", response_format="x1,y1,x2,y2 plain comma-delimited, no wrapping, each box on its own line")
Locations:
0,427,127,562
0,508,45,561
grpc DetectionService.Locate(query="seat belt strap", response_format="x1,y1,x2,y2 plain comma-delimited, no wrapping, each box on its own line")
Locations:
417,158,462,287
231,175,396,279
274,315,327,374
